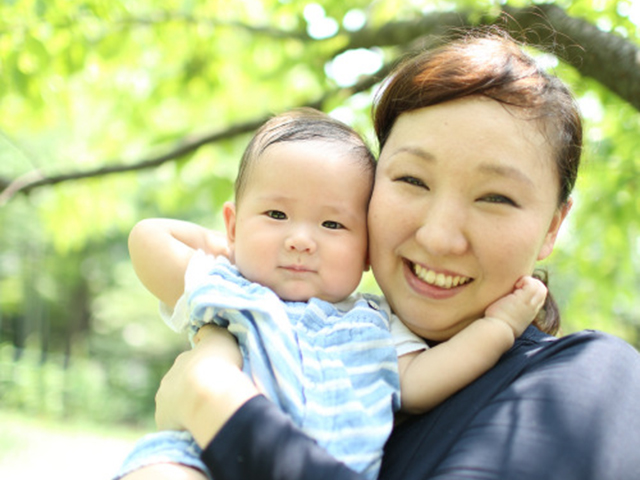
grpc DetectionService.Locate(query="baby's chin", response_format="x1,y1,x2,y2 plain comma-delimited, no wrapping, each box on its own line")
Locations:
271,286,314,303
276,288,346,304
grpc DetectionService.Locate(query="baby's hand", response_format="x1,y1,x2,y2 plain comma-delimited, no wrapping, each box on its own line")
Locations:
485,276,547,338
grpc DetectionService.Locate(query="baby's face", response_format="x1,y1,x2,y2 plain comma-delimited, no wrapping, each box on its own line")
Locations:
225,140,371,303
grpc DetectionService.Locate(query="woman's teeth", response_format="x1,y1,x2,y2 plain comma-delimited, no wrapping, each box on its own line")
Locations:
413,263,471,289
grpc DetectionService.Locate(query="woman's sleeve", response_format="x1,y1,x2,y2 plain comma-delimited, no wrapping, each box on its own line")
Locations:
200,331,640,480
201,395,365,480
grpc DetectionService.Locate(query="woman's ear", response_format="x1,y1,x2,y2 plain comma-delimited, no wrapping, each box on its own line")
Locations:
222,201,237,263
538,198,573,261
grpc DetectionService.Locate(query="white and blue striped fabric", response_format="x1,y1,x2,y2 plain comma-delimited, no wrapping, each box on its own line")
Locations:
167,252,403,479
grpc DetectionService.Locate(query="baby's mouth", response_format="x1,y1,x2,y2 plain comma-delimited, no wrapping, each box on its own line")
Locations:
411,262,473,289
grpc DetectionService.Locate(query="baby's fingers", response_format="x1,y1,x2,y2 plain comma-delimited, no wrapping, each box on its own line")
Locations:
517,276,547,310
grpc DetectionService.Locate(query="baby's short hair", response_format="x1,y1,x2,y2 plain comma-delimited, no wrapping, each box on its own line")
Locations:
235,107,375,204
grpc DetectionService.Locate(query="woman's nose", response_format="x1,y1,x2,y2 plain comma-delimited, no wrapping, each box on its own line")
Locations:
415,202,469,256
284,228,317,253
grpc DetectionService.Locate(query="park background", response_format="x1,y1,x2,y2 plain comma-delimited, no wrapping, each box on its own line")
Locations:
1,0,639,478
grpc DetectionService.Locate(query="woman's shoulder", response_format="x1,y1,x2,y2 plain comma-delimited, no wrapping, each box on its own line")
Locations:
382,329,640,480
517,326,639,366
515,326,638,355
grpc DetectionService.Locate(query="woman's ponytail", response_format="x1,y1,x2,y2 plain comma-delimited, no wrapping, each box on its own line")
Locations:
533,269,561,336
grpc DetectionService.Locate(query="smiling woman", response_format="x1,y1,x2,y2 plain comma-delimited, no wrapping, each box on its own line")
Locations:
368,96,570,341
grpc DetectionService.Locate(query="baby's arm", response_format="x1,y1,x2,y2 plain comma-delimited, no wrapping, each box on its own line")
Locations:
128,218,229,308
398,276,546,414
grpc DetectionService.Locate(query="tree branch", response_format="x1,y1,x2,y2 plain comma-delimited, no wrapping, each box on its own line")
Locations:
337,5,640,111
0,66,390,202
502,4,640,111
0,116,266,204
3,5,639,202
343,11,472,50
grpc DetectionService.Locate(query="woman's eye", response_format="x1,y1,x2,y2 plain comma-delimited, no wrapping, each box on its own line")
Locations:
266,210,287,220
322,220,344,230
396,176,428,189
481,194,518,207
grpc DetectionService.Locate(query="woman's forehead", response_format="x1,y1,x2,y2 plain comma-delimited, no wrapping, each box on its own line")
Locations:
382,98,553,164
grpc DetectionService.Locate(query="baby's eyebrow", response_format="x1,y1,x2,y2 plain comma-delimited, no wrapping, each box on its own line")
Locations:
256,193,290,203
321,204,362,224
256,194,363,223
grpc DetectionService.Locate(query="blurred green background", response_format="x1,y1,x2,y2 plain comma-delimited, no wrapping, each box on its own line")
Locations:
1,1,639,478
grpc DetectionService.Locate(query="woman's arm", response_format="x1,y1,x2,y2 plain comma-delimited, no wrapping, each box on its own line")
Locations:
204,396,365,480
128,218,229,307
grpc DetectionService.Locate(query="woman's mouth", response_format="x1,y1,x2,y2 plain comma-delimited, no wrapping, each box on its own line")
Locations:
411,262,473,289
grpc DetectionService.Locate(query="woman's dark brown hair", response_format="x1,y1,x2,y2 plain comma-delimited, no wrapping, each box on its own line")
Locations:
373,31,583,335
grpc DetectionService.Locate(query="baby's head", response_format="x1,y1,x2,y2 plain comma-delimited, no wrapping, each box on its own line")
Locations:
223,108,375,303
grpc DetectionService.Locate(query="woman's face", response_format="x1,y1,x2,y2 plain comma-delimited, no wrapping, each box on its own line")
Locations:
368,96,571,341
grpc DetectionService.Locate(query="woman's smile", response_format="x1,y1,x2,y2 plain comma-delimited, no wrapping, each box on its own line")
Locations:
403,260,474,302
409,261,473,290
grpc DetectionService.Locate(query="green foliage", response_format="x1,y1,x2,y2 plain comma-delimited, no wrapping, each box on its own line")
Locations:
1,0,639,426
0,343,165,426
550,84,640,341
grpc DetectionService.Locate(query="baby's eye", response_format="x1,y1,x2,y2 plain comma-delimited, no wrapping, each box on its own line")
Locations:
322,220,344,230
396,176,428,189
266,210,287,220
481,194,518,207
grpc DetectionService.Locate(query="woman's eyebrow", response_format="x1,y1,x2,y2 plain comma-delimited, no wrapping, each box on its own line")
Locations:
478,163,534,186
392,147,534,186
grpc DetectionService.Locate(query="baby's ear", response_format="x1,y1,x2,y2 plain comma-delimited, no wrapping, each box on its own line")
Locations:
222,201,237,262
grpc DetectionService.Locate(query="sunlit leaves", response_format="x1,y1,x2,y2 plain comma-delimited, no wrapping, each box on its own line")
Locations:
1,0,640,381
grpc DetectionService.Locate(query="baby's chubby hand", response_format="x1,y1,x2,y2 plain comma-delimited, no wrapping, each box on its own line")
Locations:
485,276,547,338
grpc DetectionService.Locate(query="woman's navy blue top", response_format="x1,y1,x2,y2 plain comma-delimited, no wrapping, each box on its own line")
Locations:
201,326,640,480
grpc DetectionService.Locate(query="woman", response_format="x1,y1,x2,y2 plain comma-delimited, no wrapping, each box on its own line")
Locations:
144,31,640,479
